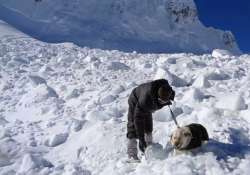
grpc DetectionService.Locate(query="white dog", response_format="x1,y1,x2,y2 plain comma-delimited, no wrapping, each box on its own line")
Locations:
170,123,209,153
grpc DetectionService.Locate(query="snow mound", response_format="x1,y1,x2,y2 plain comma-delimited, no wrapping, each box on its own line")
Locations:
240,110,250,123
205,69,231,81
111,85,125,95
154,106,183,122
192,74,211,88
86,110,112,121
0,20,26,37
19,84,58,107
181,88,205,102
107,62,130,71
145,143,167,161
215,93,247,111
0,151,12,167
70,118,85,132
66,88,82,100
18,154,53,173
64,164,91,175
154,68,188,87
28,75,47,86
100,94,117,105
212,49,235,59
46,133,69,147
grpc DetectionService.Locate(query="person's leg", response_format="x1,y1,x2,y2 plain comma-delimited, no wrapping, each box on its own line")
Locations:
127,101,139,160
145,132,153,145
127,138,139,160
144,114,153,145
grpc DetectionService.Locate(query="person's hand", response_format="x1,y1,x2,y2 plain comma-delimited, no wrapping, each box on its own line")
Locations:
139,139,147,153
170,89,175,101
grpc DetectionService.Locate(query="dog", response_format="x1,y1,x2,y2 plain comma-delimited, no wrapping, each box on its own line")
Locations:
170,123,209,152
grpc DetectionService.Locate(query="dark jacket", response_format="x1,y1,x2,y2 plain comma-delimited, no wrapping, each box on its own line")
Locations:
127,79,174,140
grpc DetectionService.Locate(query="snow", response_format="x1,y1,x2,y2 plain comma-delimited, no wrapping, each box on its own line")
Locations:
46,133,69,147
192,74,211,88
215,93,247,111
212,49,236,59
154,105,183,122
0,20,26,37
0,0,241,54
154,68,188,87
18,154,53,173
1,20,250,175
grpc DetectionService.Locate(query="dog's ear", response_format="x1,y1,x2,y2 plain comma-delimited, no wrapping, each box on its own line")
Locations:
183,132,192,137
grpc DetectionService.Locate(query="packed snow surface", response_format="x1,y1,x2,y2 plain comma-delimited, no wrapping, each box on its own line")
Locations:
1,21,250,175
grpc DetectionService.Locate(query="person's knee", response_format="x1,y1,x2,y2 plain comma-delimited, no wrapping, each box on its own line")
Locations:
127,132,137,139
145,132,153,144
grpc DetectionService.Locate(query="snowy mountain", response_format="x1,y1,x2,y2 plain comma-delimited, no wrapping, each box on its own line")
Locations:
1,20,250,175
0,0,241,54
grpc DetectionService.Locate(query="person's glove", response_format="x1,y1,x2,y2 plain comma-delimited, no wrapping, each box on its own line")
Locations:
139,139,147,153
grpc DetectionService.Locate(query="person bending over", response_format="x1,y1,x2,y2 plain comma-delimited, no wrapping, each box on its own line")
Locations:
127,79,175,161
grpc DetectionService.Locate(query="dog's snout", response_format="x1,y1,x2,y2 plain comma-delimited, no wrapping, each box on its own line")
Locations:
174,140,179,146
172,138,180,146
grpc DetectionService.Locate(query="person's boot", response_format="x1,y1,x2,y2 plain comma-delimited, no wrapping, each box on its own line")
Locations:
127,138,140,162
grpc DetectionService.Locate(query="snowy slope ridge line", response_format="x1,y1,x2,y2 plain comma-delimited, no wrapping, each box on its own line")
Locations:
1,21,250,175
0,0,241,54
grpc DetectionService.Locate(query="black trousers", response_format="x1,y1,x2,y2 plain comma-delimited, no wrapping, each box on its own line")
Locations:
127,100,153,139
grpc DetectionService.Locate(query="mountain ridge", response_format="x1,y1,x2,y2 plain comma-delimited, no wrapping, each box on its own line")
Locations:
0,0,241,54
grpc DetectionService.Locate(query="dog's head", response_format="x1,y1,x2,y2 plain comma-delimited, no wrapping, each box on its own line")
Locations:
170,127,192,149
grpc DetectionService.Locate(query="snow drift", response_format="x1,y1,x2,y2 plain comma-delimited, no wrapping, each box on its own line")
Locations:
1,19,250,175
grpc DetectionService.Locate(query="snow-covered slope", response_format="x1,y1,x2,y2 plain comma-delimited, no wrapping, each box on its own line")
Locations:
0,20,26,37
0,0,241,54
1,20,250,175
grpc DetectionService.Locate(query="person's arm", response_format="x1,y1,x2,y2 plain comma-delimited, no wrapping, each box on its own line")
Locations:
134,104,145,141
